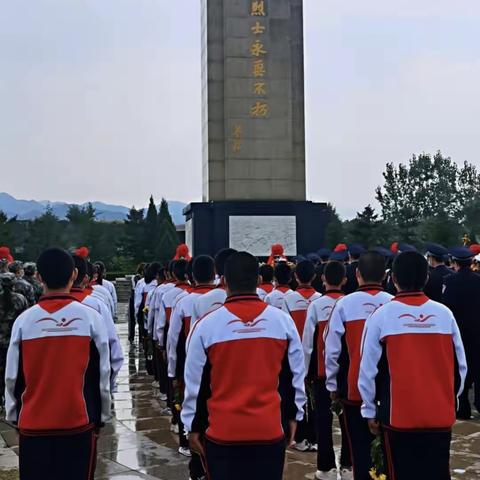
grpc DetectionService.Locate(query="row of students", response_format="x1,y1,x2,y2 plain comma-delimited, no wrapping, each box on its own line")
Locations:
261,252,467,480
4,248,124,480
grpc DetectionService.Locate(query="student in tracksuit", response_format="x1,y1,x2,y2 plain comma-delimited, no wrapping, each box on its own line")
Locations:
359,252,467,480
257,263,275,300
5,248,111,480
303,260,352,480
325,251,392,480
282,260,321,452
264,262,293,309
182,252,306,480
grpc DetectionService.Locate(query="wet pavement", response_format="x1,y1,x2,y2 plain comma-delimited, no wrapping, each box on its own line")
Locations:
1,303,480,479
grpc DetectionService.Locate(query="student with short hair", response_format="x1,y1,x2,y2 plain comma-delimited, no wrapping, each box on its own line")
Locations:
182,252,306,480
192,248,237,324
359,252,467,480
303,261,351,479
325,251,392,480
5,247,111,480
265,262,293,309
257,264,275,300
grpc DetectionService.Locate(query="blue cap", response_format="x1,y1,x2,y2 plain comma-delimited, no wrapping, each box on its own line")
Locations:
317,248,332,260
398,243,417,253
449,247,474,261
306,253,320,263
294,255,307,263
330,250,348,262
425,243,448,257
373,246,395,260
348,244,365,257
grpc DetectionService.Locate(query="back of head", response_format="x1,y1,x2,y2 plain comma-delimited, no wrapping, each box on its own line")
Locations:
193,255,215,284
358,251,387,285
215,248,238,276
173,259,189,281
8,261,23,275
224,252,259,294
145,262,162,284
393,252,429,292
72,255,88,287
23,263,36,277
93,261,106,285
37,247,75,290
136,262,146,276
324,261,346,287
259,264,274,283
275,262,293,286
295,260,316,284
86,262,94,282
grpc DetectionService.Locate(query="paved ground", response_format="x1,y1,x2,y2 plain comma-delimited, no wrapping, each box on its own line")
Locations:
1,304,480,479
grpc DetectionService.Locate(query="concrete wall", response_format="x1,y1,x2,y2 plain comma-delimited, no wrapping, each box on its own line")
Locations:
201,0,306,201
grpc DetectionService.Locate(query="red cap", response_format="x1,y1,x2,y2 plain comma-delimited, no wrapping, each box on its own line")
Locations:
0,246,13,263
75,246,90,259
390,242,399,254
174,243,191,261
334,243,348,253
470,244,480,255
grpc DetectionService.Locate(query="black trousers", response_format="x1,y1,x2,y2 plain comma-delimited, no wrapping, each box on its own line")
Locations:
0,346,7,405
128,295,136,342
19,428,98,480
458,354,480,418
205,438,285,480
343,403,375,480
314,379,352,471
383,427,452,480
295,383,316,444
156,345,168,395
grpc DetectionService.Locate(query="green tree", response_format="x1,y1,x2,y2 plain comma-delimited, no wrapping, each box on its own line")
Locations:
144,196,159,258
64,203,97,249
345,205,381,248
0,210,16,247
24,206,64,259
123,206,145,263
324,204,345,249
376,152,480,229
156,198,179,264
417,214,462,246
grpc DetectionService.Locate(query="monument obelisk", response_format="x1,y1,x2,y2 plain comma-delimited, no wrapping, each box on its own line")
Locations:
185,0,329,257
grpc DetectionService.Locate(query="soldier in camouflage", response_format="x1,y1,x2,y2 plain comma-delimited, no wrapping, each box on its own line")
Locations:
8,261,36,306
0,272,28,408
24,262,44,302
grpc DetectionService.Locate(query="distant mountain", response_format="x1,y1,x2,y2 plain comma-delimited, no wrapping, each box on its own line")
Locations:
0,193,187,225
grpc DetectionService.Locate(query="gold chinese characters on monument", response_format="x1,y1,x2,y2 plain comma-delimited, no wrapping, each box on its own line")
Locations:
249,0,268,118
231,1,269,153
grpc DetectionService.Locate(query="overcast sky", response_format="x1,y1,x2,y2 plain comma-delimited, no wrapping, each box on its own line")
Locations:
1,1,479,218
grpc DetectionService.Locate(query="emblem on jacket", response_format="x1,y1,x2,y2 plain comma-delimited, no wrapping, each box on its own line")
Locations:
400,313,436,328
228,318,267,334
36,317,82,332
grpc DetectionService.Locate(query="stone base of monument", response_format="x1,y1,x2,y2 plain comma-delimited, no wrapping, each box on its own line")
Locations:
183,201,331,258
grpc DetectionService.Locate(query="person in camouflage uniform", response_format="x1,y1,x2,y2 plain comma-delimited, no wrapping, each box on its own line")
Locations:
23,262,44,302
8,261,36,306
0,273,28,408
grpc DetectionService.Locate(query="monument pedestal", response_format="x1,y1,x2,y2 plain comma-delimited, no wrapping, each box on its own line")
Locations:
184,201,330,258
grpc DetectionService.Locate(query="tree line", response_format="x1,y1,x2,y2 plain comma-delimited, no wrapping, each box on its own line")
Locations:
0,196,180,275
325,151,480,249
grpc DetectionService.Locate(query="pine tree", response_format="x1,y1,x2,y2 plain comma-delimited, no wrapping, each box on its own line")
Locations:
123,207,145,263
156,198,179,265
144,195,159,258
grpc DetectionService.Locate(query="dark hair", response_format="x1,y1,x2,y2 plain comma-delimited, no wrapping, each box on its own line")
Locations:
324,261,346,286
187,260,194,283
37,247,75,289
145,262,162,284
72,255,87,287
358,251,387,284
173,259,189,281
136,262,146,276
193,255,215,283
259,264,274,283
224,252,259,293
215,248,238,276
93,261,106,285
86,261,94,280
167,260,175,275
393,251,428,292
454,258,473,269
295,260,316,284
275,262,293,286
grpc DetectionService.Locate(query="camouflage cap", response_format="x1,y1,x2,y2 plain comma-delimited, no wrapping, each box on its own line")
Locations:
0,272,16,289
8,261,24,274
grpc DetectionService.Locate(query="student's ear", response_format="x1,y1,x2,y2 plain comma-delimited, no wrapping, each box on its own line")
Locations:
294,272,300,283
341,276,347,287
38,273,46,287
257,275,262,287
82,274,89,286
71,268,78,284
356,269,363,283
392,273,400,292
321,274,326,284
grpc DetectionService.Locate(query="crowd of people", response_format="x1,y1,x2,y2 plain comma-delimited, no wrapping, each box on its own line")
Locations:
0,240,479,480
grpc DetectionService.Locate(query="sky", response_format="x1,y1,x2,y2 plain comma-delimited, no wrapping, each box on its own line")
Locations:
1,1,479,219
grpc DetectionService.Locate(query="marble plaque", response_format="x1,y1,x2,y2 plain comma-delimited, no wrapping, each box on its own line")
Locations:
229,215,297,256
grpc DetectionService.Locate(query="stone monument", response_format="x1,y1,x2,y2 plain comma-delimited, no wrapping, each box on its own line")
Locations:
184,0,330,257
